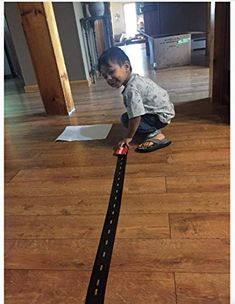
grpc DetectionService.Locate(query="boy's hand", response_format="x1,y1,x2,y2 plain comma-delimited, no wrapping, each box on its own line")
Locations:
118,137,133,147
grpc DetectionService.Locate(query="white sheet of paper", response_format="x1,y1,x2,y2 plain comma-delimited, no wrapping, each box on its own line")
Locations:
55,124,112,141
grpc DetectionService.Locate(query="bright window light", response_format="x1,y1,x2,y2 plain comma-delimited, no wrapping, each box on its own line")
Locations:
124,3,137,38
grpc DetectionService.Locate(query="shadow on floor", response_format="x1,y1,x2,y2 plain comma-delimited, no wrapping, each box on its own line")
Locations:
174,98,230,124
105,98,230,148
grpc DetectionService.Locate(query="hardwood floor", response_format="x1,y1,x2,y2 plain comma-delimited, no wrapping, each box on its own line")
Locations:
4,45,230,303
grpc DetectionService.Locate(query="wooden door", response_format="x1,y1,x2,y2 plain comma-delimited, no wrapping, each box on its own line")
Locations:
212,3,230,107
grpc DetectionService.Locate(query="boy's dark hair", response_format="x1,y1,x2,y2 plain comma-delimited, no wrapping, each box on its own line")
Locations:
98,47,132,72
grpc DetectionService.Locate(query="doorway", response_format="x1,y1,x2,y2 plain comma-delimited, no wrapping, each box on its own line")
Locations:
123,3,137,38
109,2,211,103
110,2,145,46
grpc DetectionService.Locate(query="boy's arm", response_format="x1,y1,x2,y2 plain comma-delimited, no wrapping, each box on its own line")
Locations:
118,116,141,147
127,116,141,138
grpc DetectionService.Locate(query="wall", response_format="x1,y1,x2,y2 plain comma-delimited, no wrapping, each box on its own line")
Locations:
53,2,87,81
4,50,11,76
4,2,37,85
72,2,90,80
4,16,22,77
110,2,126,36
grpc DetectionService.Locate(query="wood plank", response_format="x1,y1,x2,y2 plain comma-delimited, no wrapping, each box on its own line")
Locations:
111,239,229,273
5,137,229,154
11,165,116,182
5,145,230,172
10,159,229,183
5,270,176,304
4,149,39,160
166,137,229,151
34,148,168,166
166,176,229,193
6,124,229,142
5,156,229,174
170,213,229,238
5,214,170,239
5,239,229,273
5,192,229,216
175,273,230,304
166,148,229,163
165,122,229,132
5,177,166,197
5,270,90,304
4,169,20,183
4,149,167,170
5,239,98,270
167,129,229,139
106,272,176,304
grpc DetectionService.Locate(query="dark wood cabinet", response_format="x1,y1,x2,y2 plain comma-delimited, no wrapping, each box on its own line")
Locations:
143,2,208,37
142,3,159,37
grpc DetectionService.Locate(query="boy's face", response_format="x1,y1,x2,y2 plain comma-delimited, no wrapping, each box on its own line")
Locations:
100,61,131,88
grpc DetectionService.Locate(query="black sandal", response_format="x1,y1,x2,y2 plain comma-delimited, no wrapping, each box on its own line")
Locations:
135,138,171,153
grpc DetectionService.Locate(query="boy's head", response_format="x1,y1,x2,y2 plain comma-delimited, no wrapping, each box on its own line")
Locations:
98,47,132,88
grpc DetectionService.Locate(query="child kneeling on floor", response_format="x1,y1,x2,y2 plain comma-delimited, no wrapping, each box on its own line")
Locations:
98,47,175,153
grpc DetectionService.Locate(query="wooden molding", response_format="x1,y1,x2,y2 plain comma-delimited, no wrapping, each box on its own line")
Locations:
70,79,92,87
24,84,40,93
24,79,91,93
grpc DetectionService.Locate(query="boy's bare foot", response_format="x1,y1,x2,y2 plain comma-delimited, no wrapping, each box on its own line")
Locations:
138,133,165,148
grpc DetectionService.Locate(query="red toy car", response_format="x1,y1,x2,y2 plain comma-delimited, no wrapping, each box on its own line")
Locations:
114,144,129,156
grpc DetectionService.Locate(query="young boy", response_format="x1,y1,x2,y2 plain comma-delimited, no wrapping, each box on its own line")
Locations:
98,47,175,153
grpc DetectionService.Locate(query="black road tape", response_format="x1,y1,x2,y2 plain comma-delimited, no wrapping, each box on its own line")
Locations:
85,154,128,303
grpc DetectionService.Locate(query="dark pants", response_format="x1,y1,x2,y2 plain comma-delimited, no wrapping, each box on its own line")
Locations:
121,112,167,136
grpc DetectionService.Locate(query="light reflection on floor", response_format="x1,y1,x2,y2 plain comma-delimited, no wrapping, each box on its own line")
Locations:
4,43,210,116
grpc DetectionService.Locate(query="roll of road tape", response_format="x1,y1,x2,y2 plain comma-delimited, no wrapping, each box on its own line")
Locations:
85,149,128,303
